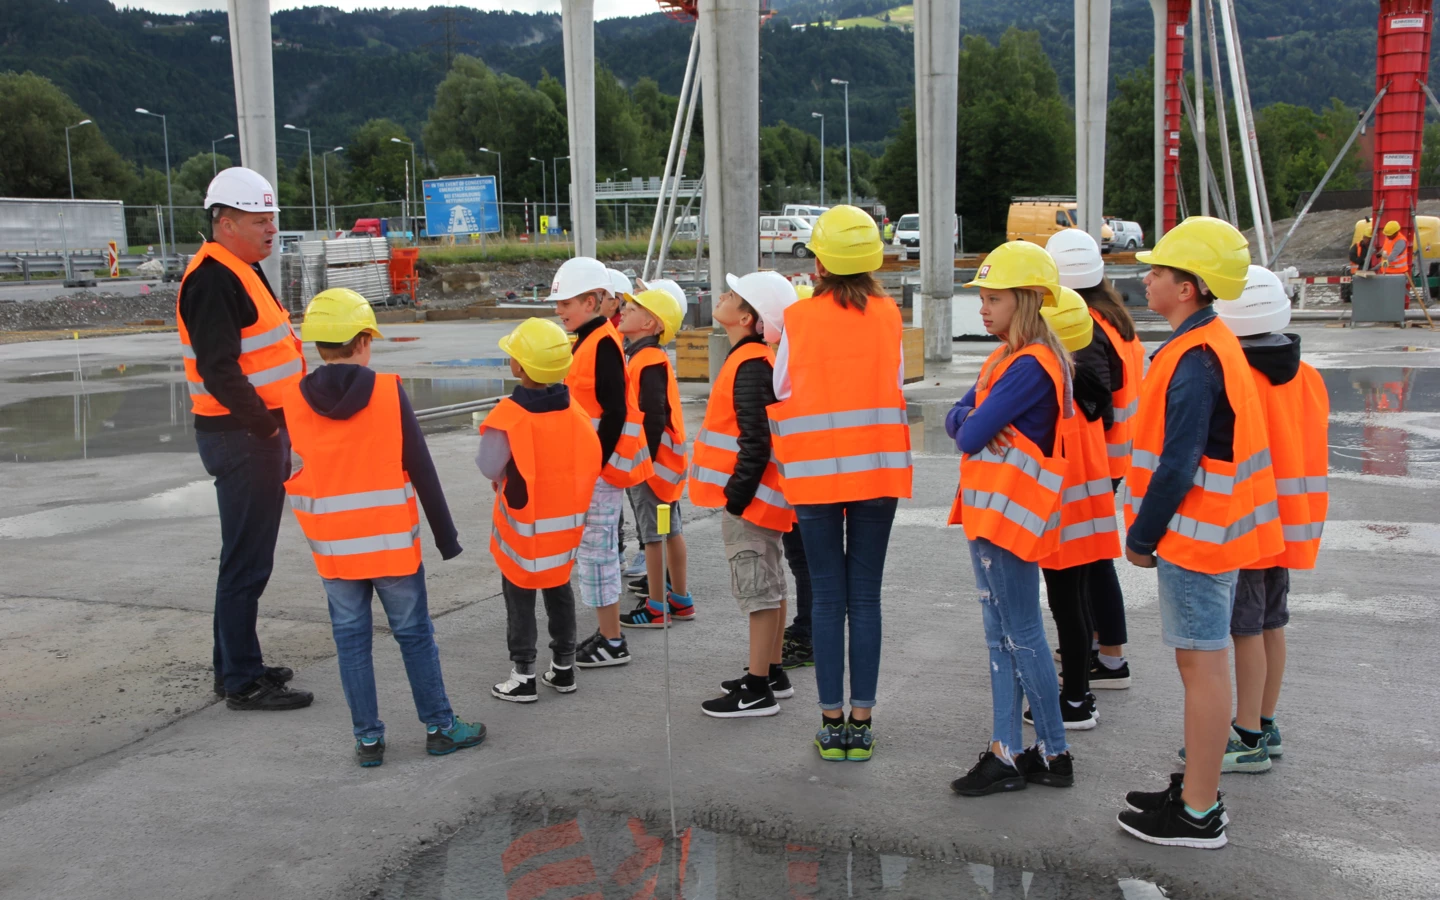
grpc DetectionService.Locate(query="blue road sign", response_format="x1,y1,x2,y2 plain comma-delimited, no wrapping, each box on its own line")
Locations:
422,176,500,236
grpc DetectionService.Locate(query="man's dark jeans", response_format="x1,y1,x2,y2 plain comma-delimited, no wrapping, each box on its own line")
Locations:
783,526,812,643
196,427,291,693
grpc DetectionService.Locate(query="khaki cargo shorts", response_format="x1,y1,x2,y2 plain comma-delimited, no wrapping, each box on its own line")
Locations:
721,511,788,615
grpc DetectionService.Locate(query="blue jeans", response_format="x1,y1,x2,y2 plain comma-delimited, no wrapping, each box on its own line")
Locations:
195,427,291,693
1156,557,1238,651
795,498,898,711
969,538,1068,757
322,565,454,741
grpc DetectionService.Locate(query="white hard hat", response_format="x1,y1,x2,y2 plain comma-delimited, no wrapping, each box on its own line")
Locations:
204,167,280,213
1045,228,1104,290
726,271,797,343
637,277,686,310
1216,265,1291,336
605,268,633,300
549,257,611,302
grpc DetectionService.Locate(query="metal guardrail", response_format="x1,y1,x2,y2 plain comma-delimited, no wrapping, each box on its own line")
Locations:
1,252,164,282
412,396,502,423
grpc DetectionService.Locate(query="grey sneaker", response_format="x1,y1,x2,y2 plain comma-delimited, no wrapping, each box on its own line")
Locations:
1262,718,1282,758
1179,727,1272,773
814,720,848,761
845,721,875,762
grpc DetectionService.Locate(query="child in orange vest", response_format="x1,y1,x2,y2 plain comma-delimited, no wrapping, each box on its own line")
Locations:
480,318,601,702
282,288,485,768
616,288,695,628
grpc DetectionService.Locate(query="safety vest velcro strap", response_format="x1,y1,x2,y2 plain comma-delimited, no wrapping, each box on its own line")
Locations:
695,427,740,453
492,527,579,572
778,450,913,479
307,525,421,557
1062,477,1113,505
289,483,415,515
962,488,1061,538
1059,516,1119,542
1282,522,1325,541
1275,476,1328,495
769,406,907,438
1106,441,1133,458
1165,500,1279,545
1191,449,1272,495
1111,399,1138,423
500,502,588,537
187,357,305,396
973,445,1066,493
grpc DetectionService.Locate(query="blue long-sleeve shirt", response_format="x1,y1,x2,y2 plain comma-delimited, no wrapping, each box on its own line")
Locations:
946,354,1060,457
1125,306,1235,556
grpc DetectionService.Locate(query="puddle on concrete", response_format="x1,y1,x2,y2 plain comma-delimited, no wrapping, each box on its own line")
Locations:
423,357,511,368
0,479,214,539
11,363,179,384
377,806,1166,900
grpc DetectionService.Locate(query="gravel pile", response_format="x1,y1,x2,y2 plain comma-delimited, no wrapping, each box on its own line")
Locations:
0,288,179,332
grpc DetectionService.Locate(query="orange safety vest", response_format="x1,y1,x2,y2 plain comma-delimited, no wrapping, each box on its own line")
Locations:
948,344,1068,562
177,241,304,417
566,318,653,488
1040,405,1121,570
768,293,913,505
626,344,688,502
1378,233,1411,276
1090,310,1145,479
282,373,422,580
1246,360,1329,570
482,396,602,589
688,341,795,532
1123,317,1283,574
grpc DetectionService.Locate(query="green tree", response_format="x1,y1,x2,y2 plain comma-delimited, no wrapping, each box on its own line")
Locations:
176,151,232,196
0,70,134,199
874,107,918,219
345,118,414,205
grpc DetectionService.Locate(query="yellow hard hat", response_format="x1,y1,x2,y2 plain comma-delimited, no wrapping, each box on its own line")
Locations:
794,284,814,300
1384,220,1401,236
807,205,884,275
1040,286,1094,352
629,288,685,344
1136,215,1251,301
964,241,1062,306
498,317,573,384
300,288,383,343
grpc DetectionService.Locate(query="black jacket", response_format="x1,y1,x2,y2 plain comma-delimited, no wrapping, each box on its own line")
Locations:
573,316,627,466
723,336,779,515
1238,333,1302,387
625,334,671,460
1072,334,1116,429
297,364,461,560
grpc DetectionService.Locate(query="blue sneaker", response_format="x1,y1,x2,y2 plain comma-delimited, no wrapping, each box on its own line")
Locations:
426,717,487,755
355,737,385,768
1262,718,1282,758
1179,727,1271,773
815,720,848,761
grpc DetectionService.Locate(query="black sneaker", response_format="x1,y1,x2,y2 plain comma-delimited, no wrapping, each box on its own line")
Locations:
1117,793,1228,849
619,598,670,628
1014,746,1074,787
225,678,314,711
701,682,779,718
781,640,814,669
721,667,795,699
542,664,577,693
1023,693,1098,730
355,737,385,768
1125,774,1228,823
628,575,670,599
1088,656,1132,690
491,670,537,703
951,751,1027,796
574,630,631,668
214,665,294,696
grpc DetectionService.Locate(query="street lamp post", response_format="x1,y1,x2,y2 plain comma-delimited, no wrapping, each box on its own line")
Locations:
611,167,629,182
830,79,852,206
477,146,503,237
553,155,570,228
391,137,419,237
284,124,317,232
811,112,825,206
135,108,175,252
65,119,94,200
322,146,343,235
211,133,235,178
530,156,547,239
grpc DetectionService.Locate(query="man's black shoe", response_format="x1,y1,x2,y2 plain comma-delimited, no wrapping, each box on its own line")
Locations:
225,678,314,711
214,665,295,697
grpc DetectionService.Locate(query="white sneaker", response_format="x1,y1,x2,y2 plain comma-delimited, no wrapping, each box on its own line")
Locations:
623,551,647,578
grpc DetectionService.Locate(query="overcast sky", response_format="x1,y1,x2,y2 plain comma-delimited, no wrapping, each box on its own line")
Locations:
124,1,661,20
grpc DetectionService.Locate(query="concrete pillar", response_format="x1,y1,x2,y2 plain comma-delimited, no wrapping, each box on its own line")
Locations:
562,0,597,257
914,0,960,362
700,0,760,382
227,0,280,287
1074,0,1111,242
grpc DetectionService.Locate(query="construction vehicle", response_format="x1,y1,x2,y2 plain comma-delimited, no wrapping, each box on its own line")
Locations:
1007,197,1114,252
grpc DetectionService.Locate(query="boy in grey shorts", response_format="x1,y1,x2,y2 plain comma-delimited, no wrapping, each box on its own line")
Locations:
1230,566,1288,770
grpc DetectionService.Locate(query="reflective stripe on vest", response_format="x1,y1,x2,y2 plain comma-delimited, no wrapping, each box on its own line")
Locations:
307,525,421,558
187,356,304,396
1111,398,1138,423
778,450,913,480
290,483,415,515
1276,476,1328,495
768,406,908,438
626,344,688,502
1130,447,1273,496
961,487,1062,538
491,527,580,573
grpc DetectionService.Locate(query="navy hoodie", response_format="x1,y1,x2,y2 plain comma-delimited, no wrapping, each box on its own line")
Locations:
298,364,462,560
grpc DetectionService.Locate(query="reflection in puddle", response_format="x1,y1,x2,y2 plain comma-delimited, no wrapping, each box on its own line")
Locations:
0,479,213,539
424,358,511,368
378,806,1165,900
10,363,179,384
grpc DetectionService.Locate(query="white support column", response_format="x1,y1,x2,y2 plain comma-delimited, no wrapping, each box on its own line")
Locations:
1192,0,1209,217
562,0,597,257
227,0,280,287
1149,0,1167,242
1074,0,1112,242
914,0,960,361
700,0,760,381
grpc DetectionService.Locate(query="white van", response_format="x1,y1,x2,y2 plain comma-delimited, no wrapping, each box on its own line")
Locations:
783,204,829,219
892,213,959,260
1107,218,1145,250
760,215,814,257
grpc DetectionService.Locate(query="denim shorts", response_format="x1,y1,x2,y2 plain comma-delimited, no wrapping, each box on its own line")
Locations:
1155,557,1238,651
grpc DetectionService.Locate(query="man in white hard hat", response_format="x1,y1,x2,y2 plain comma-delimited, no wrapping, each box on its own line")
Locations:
178,166,313,711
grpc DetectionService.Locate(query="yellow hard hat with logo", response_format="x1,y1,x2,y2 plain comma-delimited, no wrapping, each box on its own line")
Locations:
1040,286,1094,352
1135,215,1250,301
1384,220,1401,236
807,205,884,275
498,317,573,384
630,288,685,344
964,241,1062,306
301,288,383,342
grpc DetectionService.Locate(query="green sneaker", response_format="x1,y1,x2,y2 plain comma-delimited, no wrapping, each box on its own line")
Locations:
846,721,875,762
426,717,487,756
355,737,385,768
1178,727,1272,773
814,720,848,761
1261,718,1282,758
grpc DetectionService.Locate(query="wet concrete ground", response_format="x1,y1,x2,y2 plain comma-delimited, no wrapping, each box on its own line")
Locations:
0,321,1437,899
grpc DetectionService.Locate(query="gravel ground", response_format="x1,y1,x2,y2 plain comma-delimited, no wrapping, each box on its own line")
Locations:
0,289,180,332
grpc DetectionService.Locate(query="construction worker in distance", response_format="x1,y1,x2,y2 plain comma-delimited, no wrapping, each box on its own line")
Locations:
1119,216,1283,850
1212,266,1328,772
552,257,652,669
780,280,817,672
179,167,311,712
1031,286,1119,733
692,270,800,719
1047,228,1139,690
479,318,602,703
1377,219,1411,276
616,288,695,627
1348,217,1372,275
281,288,484,767
769,205,913,764
944,241,1074,797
